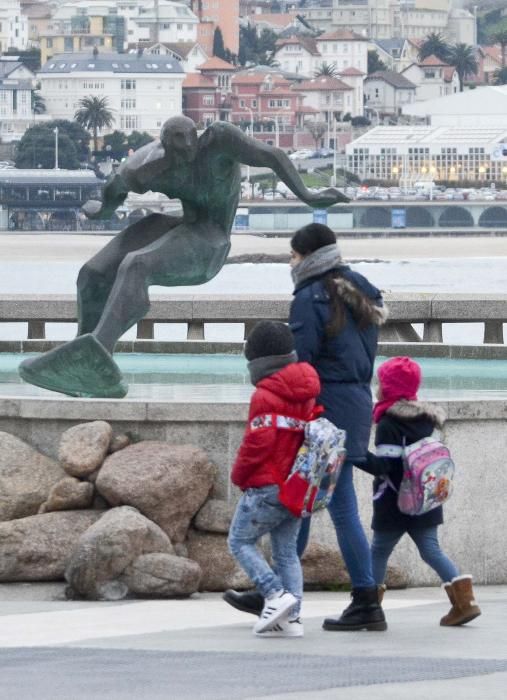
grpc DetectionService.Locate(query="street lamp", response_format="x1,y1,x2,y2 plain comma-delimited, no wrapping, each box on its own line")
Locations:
53,126,59,170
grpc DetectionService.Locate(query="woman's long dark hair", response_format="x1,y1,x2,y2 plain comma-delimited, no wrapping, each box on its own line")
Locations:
291,224,381,337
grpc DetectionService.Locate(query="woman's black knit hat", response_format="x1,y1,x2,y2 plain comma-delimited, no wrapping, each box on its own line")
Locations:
244,321,295,361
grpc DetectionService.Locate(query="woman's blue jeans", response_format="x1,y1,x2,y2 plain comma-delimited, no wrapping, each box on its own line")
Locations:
297,461,376,589
228,485,302,616
371,526,460,584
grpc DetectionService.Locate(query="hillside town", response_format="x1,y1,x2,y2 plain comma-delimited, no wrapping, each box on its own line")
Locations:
0,1,506,198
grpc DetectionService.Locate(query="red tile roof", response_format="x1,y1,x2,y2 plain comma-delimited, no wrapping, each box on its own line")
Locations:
420,54,450,67
199,56,236,71
292,76,353,91
340,66,365,76
318,30,367,42
183,73,215,88
275,36,319,56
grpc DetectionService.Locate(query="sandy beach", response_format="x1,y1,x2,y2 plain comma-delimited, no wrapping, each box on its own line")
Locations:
0,232,506,262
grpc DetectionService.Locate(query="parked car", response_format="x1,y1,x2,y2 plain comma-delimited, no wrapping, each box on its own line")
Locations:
288,150,315,160
313,148,334,158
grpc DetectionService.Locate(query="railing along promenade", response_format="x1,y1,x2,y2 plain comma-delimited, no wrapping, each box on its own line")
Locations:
0,293,505,358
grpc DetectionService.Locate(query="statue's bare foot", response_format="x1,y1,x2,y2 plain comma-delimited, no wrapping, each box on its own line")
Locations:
18,335,128,398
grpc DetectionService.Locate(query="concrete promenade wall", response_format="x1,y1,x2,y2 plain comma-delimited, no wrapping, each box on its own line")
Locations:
0,395,505,586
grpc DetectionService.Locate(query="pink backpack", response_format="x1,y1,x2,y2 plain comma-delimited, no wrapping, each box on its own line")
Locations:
377,434,455,516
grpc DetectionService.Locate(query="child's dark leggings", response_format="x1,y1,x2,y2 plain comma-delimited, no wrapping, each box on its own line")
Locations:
371,526,459,583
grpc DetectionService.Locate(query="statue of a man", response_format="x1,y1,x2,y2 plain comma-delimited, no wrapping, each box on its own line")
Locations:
19,117,347,398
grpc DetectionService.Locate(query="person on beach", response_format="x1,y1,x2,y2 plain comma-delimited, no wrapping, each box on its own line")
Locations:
227,321,320,638
356,356,481,626
225,223,388,632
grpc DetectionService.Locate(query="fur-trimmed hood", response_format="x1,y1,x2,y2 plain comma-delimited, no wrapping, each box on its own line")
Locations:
386,399,446,428
334,277,389,327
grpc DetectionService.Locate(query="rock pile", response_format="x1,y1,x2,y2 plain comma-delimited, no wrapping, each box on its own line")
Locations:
0,424,407,600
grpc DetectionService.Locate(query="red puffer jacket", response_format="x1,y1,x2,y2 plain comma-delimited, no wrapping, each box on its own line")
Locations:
231,362,321,490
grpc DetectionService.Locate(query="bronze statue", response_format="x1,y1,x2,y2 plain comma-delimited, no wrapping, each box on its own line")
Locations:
19,118,347,398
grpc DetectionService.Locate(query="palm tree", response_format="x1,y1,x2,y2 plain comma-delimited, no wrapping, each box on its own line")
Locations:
31,90,46,115
74,96,115,153
448,43,479,92
418,32,451,63
314,62,338,78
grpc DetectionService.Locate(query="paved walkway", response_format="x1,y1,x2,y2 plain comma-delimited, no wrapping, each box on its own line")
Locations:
0,584,504,699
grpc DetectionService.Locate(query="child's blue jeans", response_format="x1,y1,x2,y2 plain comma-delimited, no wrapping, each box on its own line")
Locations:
371,526,460,584
228,485,302,616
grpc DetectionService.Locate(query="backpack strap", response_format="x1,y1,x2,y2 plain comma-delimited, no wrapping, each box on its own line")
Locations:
375,443,404,458
250,414,307,431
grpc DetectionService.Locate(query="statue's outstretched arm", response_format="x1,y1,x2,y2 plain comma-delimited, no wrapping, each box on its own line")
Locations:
209,122,348,207
82,173,130,220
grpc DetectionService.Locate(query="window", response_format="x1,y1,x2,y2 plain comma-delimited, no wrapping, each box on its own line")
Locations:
203,95,214,105
240,99,245,107
121,79,136,90
252,99,257,108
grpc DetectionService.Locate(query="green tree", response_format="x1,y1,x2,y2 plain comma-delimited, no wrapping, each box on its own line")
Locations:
213,27,226,59
103,130,128,158
6,47,41,72
314,62,338,78
418,32,451,63
127,131,154,151
368,50,387,74
238,26,278,66
448,43,479,92
74,95,115,153
15,125,79,169
494,66,507,84
31,90,46,115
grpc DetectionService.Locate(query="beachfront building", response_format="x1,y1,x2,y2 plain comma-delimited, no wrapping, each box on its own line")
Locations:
37,51,185,137
346,125,507,183
0,58,35,143
364,71,416,119
45,1,198,53
401,55,459,102
0,0,29,53
274,30,368,77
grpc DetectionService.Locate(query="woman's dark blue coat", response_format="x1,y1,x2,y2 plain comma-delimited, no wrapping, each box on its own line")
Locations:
289,266,383,463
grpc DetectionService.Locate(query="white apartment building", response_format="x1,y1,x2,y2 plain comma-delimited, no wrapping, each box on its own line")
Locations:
37,51,185,136
135,42,208,74
0,58,35,142
303,1,470,43
364,71,416,118
48,1,198,50
402,55,459,102
0,0,29,53
274,31,368,77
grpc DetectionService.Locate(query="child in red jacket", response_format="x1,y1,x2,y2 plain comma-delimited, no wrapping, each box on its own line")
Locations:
227,321,320,638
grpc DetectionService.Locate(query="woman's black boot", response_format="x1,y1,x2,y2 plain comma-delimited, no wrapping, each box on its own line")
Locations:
223,589,264,616
322,586,387,631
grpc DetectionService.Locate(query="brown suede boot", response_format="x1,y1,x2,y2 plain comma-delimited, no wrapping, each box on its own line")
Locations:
440,575,481,626
378,584,386,605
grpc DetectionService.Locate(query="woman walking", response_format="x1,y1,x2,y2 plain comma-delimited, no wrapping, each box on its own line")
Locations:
289,223,388,631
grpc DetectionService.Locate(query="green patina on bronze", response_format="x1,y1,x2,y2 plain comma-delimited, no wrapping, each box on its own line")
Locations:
19,118,347,398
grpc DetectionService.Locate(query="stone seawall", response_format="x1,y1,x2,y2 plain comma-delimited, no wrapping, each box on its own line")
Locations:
1,396,505,585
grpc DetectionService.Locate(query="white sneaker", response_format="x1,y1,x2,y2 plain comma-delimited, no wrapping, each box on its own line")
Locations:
254,617,304,638
253,591,298,633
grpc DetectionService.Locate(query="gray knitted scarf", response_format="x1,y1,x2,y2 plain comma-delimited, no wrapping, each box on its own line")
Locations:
247,351,298,386
291,243,343,287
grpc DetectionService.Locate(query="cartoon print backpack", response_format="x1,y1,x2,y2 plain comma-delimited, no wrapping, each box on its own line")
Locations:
377,434,455,516
249,414,347,518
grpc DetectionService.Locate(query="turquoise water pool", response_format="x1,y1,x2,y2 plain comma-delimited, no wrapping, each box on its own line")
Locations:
1,354,507,401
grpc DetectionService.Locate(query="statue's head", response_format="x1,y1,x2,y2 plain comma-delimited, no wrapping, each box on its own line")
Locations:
160,116,198,162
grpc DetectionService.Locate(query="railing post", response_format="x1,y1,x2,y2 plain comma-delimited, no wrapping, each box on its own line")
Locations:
380,322,421,342
423,321,443,343
484,321,504,344
27,321,46,340
244,321,257,340
187,321,205,340
136,320,155,339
